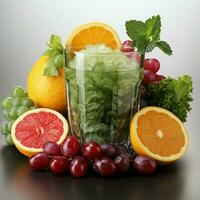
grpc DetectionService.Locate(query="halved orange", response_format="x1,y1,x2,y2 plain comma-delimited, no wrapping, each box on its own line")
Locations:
130,106,189,164
11,108,68,157
66,22,121,51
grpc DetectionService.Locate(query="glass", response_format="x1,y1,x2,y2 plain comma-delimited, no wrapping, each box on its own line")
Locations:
64,48,143,149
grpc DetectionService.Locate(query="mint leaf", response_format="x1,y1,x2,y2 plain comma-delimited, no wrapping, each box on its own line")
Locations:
146,41,157,52
145,15,161,40
49,34,63,50
42,34,64,76
125,15,173,56
42,49,53,56
125,20,146,40
43,66,59,76
156,41,173,55
135,36,148,54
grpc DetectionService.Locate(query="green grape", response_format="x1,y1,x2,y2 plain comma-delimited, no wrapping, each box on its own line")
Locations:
21,97,34,107
1,97,13,109
5,134,13,145
7,121,14,132
12,97,22,106
0,122,9,135
17,106,29,116
12,86,25,98
3,109,11,120
30,106,36,110
9,108,18,120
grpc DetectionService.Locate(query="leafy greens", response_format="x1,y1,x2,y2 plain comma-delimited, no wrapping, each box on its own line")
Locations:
65,44,142,144
147,75,193,122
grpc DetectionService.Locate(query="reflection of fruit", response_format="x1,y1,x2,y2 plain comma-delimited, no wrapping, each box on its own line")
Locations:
130,106,188,164
27,56,67,113
11,108,68,157
66,22,121,51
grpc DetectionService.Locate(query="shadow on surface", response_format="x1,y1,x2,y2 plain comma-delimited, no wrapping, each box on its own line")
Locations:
0,146,185,200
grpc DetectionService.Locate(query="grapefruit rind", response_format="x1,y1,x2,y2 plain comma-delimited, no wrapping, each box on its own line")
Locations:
130,106,189,164
66,22,121,51
11,108,68,157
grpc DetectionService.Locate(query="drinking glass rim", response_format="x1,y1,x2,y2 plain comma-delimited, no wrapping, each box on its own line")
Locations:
64,46,141,56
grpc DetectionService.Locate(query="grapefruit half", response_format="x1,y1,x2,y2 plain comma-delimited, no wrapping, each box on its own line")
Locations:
11,108,68,157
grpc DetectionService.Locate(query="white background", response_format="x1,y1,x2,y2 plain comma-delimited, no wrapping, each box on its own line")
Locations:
0,0,199,131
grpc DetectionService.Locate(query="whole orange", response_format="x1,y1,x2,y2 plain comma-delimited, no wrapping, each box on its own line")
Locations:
27,56,67,114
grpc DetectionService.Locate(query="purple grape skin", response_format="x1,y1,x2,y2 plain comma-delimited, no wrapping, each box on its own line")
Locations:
133,155,157,175
29,152,49,170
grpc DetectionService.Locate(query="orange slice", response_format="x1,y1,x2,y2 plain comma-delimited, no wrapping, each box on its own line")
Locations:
130,106,189,164
66,22,121,51
11,108,68,157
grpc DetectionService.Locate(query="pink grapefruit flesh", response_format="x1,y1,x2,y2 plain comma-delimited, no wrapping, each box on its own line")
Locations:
11,108,68,157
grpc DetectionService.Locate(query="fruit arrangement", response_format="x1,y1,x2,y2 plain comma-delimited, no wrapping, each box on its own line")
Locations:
29,137,157,176
0,15,193,178
0,86,36,145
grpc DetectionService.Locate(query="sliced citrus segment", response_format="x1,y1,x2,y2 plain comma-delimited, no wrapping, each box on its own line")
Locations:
66,22,121,51
130,106,188,164
11,108,68,157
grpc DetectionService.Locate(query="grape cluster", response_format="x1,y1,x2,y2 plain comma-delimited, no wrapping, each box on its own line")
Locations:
121,40,166,109
0,86,36,145
29,136,157,177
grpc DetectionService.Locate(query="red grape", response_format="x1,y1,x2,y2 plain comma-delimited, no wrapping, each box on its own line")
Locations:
93,157,116,176
115,146,124,156
49,156,69,173
133,155,156,175
121,40,134,52
122,40,133,46
60,136,80,158
142,70,156,85
43,141,61,156
121,46,134,52
29,152,49,170
100,144,117,158
121,152,133,161
70,156,88,177
144,58,160,73
81,142,101,160
114,154,129,173
155,74,166,82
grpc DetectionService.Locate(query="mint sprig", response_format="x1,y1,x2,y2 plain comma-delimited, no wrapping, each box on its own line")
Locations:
125,15,173,56
43,34,64,76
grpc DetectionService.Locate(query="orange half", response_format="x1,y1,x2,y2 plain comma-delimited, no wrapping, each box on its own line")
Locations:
130,106,189,164
66,22,121,51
